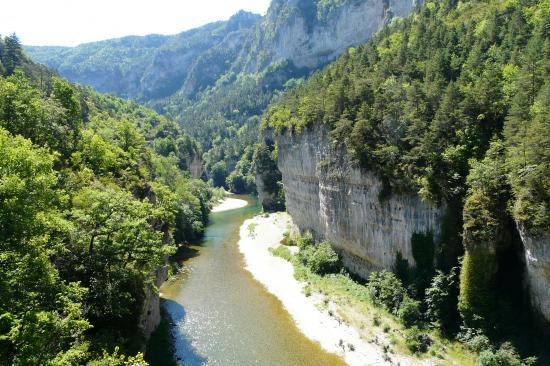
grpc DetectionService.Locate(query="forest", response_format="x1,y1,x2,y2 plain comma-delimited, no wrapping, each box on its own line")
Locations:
0,34,213,365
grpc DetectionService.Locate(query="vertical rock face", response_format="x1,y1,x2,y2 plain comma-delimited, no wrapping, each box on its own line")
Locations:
517,223,550,323
139,265,168,341
243,0,418,72
188,155,204,179
277,125,444,278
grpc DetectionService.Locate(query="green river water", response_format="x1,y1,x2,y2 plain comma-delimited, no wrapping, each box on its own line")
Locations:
159,195,345,366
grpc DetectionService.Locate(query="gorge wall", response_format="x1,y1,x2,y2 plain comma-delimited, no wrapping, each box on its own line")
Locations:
242,0,419,72
275,125,445,278
274,125,550,324
518,224,550,322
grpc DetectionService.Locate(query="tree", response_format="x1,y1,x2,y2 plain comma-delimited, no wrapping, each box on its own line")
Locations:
210,161,228,188
68,187,174,324
0,128,90,364
2,34,23,75
51,77,82,157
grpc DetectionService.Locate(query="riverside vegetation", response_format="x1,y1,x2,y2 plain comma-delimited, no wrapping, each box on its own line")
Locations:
0,35,213,364
274,232,537,365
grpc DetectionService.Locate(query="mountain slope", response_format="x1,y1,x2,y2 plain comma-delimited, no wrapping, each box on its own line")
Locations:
25,0,419,185
26,11,261,101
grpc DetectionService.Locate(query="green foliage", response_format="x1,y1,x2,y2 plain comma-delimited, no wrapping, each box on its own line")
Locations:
459,251,498,329
0,66,211,363
264,0,549,226
0,128,91,365
425,268,461,335
397,296,422,328
460,141,509,328
270,245,293,262
297,240,341,275
88,347,148,366
405,326,432,354
366,271,406,314
253,140,286,211
210,161,228,188
225,146,256,193
476,343,537,366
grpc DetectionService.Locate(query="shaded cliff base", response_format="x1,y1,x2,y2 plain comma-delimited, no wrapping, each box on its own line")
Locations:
144,305,178,366
239,212,476,365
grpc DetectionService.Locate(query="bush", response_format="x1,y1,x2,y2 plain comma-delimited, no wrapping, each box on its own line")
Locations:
367,271,406,313
296,232,315,249
476,343,537,366
397,295,422,328
405,326,432,354
298,240,340,275
425,267,460,334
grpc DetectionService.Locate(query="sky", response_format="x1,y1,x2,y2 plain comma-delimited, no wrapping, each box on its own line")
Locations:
0,0,272,47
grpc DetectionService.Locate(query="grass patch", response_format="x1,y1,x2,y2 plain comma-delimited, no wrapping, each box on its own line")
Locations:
247,222,258,237
269,245,293,261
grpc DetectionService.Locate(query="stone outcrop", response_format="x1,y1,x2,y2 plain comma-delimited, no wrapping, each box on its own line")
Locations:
517,223,550,323
139,265,168,341
187,154,204,179
276,125,444,278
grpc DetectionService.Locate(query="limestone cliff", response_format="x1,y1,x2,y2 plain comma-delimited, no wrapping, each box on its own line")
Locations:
139,265,168,341
517,224,550,323
276,125,444,278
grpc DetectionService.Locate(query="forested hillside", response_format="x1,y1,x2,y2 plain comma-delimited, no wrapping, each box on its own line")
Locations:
0,34,212,365
26,0,416,191
264,0,549,360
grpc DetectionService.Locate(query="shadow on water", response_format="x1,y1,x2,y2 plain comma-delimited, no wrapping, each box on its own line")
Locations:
163,298,208,366
172,244,201,264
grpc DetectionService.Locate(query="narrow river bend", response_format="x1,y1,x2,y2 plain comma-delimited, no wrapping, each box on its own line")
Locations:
159,195,345,366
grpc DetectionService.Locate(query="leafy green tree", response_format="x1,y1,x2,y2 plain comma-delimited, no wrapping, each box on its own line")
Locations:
50,77,82,158
425,268,460,334
67,187,175,323
210,161,228,188
0,128,90,365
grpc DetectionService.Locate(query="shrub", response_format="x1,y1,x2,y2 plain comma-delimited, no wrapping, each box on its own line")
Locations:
476,343,537,366
298,240,340,275
467,334,492,353
425,267,460,334
367,271,406,313
397,295,422,328
405,326,432,354
296,232,315,249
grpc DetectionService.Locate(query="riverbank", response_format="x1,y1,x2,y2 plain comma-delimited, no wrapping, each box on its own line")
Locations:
238,213,462,366
211,196,248,212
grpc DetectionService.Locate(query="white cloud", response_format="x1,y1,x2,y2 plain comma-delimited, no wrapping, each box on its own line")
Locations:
1,0,271,46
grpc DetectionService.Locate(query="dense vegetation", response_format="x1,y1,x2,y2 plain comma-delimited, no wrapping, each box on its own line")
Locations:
0,35,212,364
266,0,548,216
263,0,549,361
277,233,537,365
265,0,548,307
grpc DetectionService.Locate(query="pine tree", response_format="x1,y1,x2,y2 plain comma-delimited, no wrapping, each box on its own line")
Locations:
3,33,23,75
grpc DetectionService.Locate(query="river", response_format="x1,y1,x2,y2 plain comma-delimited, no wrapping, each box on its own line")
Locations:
159,195,345,366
